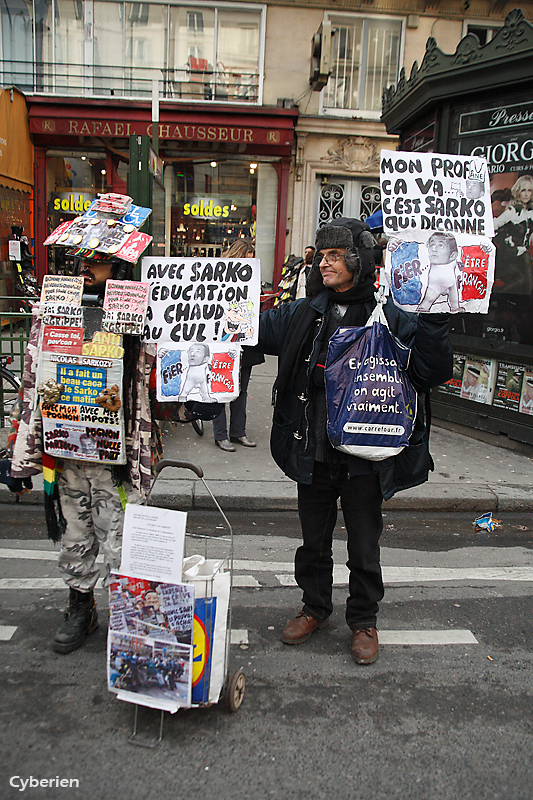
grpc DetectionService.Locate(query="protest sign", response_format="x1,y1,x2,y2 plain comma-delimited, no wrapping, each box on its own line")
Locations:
103,280,150,336
156,343,241,403
384,232,495,314
119,504,186,584
380,150,494,237
41,274,84,305
39,340,125,464
141,257,261,344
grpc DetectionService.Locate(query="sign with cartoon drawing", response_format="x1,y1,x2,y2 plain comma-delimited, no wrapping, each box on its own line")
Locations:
156,343,241,404
140,257,260,344
381,150,496,314
385,232,495,314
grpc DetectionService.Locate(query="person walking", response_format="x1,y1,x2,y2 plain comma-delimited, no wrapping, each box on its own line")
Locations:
258,217,453,664
213,238,264,451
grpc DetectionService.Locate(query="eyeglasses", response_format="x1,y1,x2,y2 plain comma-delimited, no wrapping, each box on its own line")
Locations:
319,253,346,266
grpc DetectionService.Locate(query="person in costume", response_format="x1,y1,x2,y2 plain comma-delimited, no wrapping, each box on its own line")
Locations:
10,199,156,654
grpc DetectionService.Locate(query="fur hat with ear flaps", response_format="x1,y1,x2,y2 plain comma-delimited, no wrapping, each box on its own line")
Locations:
307,217,377,296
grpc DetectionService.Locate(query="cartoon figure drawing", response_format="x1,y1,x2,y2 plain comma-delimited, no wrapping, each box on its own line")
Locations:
418,232,464,313
178,343,212,402
221,301,254,342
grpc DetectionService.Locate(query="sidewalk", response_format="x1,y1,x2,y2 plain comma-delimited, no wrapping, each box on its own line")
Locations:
2,356,533,512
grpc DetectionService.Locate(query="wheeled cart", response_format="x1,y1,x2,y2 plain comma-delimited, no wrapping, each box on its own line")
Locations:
112,458,245,746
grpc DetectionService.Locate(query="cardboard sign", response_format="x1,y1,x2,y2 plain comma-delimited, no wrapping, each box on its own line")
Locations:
103,280,150,336
141,257,261,345
380,150,494,237
156,343,241,403
41,275,84,305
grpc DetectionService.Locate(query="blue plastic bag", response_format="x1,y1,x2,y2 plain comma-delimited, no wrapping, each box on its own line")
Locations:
325,298,417,461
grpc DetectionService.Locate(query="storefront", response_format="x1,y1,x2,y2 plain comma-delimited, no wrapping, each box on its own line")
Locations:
0,87,34,295
381,9,533,444
27,96,297,286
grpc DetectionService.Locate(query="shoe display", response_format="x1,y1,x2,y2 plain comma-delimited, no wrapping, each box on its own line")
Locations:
281,610,328,644
351,627,379,665
215,438,236,452
230,435,256,447
53,588,99,654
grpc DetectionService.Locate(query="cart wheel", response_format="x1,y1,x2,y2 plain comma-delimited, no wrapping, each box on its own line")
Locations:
226,668,245,712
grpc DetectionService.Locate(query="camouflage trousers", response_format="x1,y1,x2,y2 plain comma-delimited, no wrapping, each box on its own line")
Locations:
57,461,139,591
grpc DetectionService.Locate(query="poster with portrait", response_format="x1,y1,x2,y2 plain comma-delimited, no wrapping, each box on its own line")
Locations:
155,343,242,404
459,356,496,405
492,362,525,412
438,353,466,397
519,371,533,415
380,150,495,314
384,232,495,314
141,257,261,345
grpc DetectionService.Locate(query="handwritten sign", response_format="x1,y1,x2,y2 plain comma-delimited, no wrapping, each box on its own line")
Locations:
380,150,494,237
42,303,83,328
141,257,261,344
41,275,84,305
103,280,150,335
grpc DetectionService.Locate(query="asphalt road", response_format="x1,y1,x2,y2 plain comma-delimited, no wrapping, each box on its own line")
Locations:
2,507,533,800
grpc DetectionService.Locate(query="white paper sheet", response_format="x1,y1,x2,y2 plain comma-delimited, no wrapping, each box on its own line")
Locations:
119,504,186,584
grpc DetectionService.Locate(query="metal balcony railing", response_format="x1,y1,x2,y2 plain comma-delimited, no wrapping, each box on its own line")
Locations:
0,61,260,104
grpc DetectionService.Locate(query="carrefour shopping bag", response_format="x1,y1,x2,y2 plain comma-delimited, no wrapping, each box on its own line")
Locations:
325,298,417,461
183,556,230,704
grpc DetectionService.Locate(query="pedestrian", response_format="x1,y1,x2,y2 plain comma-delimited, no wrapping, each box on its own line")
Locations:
213,238,264,451
10,207,155,654
258,217,453,664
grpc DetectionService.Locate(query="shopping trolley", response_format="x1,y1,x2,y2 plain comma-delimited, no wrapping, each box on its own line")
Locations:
125,458,245,746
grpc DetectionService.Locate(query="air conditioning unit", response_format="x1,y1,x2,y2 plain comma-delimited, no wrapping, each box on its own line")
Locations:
309,21,335,91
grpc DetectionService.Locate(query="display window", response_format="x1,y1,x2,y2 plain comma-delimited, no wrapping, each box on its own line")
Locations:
45,150,128,273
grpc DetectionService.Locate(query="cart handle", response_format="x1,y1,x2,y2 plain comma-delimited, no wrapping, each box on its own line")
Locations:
154,458,204,479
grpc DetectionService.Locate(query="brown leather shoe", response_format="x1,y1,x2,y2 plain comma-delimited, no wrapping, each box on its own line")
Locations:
351,627,379,664
281,611,328,645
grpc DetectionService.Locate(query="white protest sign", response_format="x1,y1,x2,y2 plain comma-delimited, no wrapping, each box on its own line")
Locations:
380,150,494,238
141,257,261,345
119,504,186,584
384,231,495,314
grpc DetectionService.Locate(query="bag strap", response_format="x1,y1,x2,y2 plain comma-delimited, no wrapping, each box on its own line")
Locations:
365,286,388,327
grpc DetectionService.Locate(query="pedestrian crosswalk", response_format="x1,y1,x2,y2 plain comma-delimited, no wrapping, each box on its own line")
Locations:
2,547,533,589
2,544,531,649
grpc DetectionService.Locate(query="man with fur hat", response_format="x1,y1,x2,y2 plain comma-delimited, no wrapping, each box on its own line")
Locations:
258,218,452,664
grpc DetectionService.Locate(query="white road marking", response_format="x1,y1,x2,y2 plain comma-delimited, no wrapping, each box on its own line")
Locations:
0,625,17,641
232,575,261,588
378,629,478,645
230,629,249,645
0,576,261,590
276,566,533,586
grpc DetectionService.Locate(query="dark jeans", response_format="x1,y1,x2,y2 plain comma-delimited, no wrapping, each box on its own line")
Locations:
296,462,384,630
212,366,252,441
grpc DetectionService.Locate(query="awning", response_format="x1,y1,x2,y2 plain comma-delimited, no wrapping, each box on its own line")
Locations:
0,87,33,193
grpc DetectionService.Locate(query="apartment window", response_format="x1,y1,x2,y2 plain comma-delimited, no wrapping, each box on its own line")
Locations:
187,11,203,33
464,22,503,46
323,14,402,114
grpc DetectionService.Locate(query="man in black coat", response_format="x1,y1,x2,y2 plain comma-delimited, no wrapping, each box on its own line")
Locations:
259,218,453,664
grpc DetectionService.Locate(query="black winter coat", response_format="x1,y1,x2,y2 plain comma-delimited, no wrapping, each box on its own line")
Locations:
258,290,453,500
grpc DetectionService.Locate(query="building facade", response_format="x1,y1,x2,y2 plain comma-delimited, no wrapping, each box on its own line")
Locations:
1,0,531,287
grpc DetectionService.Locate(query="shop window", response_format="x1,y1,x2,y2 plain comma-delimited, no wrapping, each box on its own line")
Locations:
170,158,276,283
322,14,402,115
